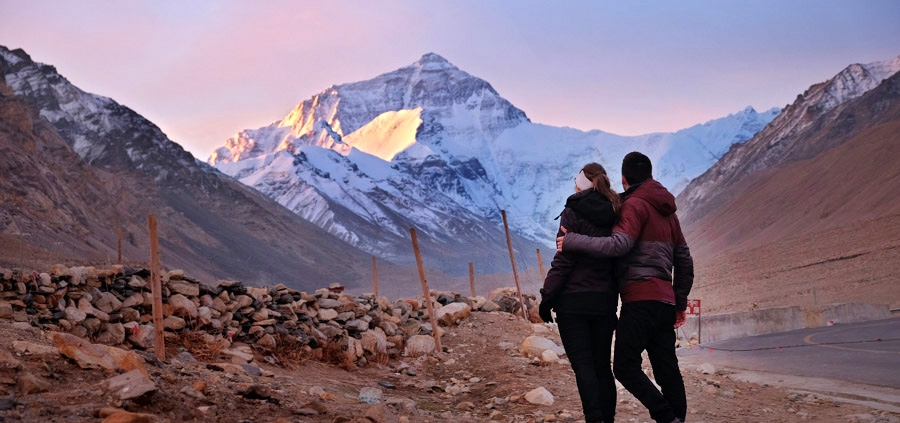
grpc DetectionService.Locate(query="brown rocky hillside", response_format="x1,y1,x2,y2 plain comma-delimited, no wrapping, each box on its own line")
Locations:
680,69,900,314
0,47,376,293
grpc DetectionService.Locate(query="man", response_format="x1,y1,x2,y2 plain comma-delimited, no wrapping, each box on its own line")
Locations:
557,151,694,423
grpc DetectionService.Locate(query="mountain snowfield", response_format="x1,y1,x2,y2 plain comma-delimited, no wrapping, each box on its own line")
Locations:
210,53,778,265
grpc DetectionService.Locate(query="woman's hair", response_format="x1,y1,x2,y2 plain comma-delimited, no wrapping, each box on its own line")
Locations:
581,162,621,214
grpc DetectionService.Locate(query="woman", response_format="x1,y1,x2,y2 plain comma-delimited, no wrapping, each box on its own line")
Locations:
539,162,621,423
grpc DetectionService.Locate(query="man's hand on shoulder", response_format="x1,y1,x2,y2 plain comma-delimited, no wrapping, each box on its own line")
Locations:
556,226,568,252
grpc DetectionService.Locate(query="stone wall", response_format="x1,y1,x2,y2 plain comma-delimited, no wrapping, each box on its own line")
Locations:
0,265,528,366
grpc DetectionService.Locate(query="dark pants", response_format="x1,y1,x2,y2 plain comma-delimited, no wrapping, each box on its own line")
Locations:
556,312,618,423
613,301,686,423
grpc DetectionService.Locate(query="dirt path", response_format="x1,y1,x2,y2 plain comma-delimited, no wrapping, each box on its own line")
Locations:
1,312,898,422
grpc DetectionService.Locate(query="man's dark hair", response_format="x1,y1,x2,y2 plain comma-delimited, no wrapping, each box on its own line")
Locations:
621,151,652,185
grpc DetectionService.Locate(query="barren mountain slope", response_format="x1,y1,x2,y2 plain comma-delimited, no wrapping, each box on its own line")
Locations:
0,47,373,291
683,80,900,313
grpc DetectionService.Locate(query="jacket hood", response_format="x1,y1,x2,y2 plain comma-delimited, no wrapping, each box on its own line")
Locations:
625,179,677,216
564,189,617,227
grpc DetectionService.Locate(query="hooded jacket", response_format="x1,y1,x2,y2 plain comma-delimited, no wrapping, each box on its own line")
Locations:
540,188,618,314
561,179,694,310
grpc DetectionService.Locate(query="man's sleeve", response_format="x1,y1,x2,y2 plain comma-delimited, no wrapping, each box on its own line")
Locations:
672,214,694,311
561,200,644,258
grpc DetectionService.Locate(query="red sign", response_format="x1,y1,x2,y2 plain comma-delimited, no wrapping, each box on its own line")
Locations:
686,299,701,315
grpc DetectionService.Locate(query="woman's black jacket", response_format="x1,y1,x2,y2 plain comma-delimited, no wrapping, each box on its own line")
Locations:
539,188,618,314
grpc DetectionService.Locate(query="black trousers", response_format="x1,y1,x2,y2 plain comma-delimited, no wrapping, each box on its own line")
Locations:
613,301,686,423
556,312,618,423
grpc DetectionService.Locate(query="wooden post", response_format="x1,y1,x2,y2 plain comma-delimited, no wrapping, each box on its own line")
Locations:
117,226,122,264
410,228,442,353
536,249,546,281
148,215,165,361
501,210,529,320
372,256,379,298
468,262,475,297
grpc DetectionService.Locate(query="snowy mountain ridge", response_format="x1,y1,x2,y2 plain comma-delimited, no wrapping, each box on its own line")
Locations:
210,53,781,264
678,53,900,218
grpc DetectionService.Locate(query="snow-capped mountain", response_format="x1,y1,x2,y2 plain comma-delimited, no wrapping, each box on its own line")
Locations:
210,53,779,265
679,54,900,224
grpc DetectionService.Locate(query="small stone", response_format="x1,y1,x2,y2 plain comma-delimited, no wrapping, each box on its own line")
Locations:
405,335,436,357
317,308,339,321
12,341,58,356
434,302,471,326
106,369,157,402
128,324,156,349
257,334,277,350
498,342,515,350
237,384,277,402
96,323,127,346
99,409,158,423
364,403,399,423
456,401,476,410
520,336,565,358
168,280,199,296
541,349,560,363
359,386,384,404
94,292,123,314
163,316,186,331
524,386,554,406
0,301,14,319
697,362,716,374
168,294,198,318
17,370,51,395
181,384,205,399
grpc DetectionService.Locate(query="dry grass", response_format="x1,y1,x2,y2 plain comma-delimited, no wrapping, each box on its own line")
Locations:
269,333,312,368
320,340,357,371
171,331,227,361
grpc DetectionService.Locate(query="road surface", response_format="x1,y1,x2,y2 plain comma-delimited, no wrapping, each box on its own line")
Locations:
677,317,900,412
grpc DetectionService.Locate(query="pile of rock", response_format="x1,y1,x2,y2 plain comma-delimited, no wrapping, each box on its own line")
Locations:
0,265,530,366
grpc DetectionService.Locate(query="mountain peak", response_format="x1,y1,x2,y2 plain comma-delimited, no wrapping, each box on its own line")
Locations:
415,52,457,71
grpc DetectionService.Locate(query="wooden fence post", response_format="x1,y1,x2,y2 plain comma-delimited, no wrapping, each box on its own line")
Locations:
372,256,379,298
117,226,122,265
536,249,546,281
148,215,165,361
468,262,475,298
501,210,529,320
410,228,442,353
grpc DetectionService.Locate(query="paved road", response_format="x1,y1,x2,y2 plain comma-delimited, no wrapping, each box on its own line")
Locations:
677,317,900,389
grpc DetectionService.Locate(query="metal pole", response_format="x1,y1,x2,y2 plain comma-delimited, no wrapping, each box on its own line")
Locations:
501,210,528,321
698,305,702,345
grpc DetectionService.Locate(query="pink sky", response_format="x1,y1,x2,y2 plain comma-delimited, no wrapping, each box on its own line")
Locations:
1,1,899,160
